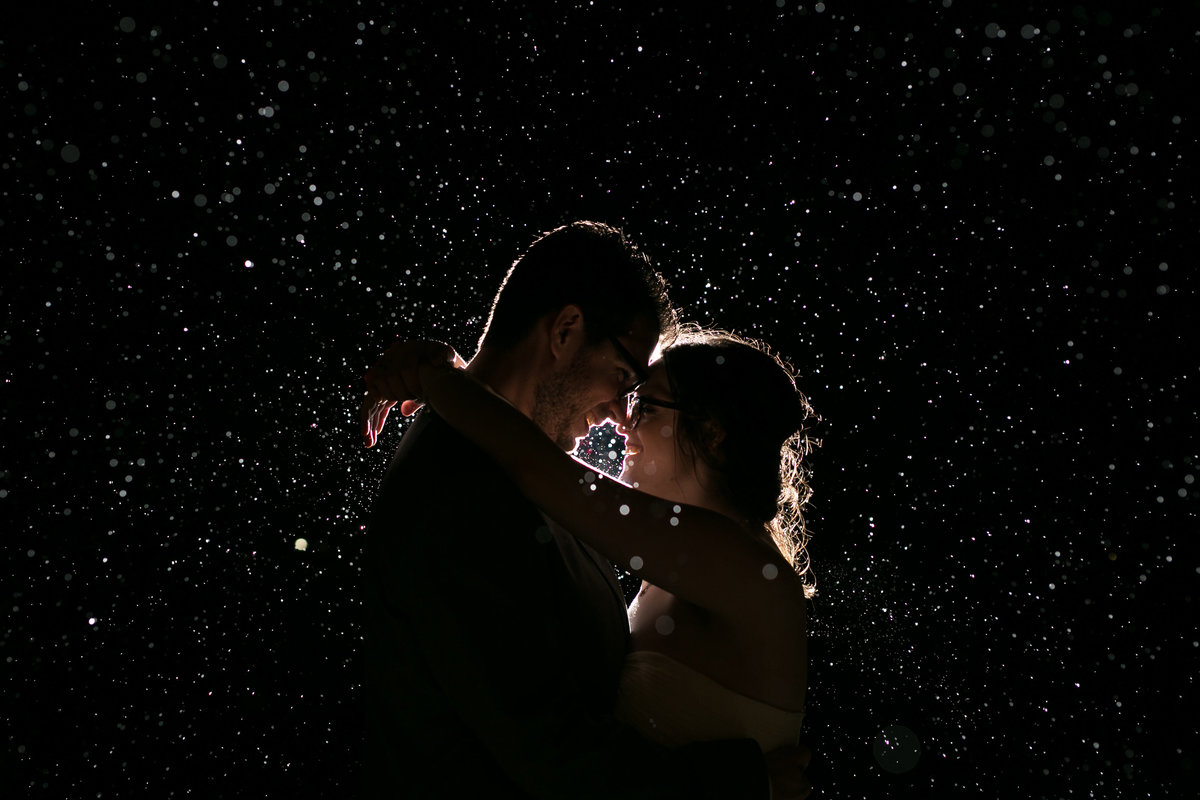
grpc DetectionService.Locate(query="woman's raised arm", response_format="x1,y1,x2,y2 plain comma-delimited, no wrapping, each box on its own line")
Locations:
415,362,798,618
360,340,466,447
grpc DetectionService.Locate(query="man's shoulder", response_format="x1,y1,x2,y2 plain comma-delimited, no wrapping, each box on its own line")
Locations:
381,411,497,486
367,411,540,545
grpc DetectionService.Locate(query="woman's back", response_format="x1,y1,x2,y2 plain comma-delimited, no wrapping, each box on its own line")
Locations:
621,580,808,749
628,582,807,710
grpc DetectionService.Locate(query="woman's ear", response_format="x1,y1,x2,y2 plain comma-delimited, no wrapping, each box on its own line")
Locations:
546,304,585,360
701,419,726,461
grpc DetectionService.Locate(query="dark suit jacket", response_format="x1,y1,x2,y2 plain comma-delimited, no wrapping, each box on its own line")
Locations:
362,411,767,798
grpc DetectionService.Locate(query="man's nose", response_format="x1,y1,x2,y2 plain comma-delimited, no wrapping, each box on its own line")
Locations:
599,397,630,430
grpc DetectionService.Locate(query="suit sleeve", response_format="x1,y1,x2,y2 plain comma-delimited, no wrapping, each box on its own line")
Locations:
372,479,768,799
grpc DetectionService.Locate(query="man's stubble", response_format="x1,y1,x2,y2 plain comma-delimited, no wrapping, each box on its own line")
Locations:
531,349,593,451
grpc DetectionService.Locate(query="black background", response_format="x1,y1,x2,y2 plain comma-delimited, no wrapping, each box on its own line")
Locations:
3,2,1196,797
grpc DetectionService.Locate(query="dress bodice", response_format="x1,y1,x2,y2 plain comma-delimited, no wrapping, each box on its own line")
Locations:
616,650,805,751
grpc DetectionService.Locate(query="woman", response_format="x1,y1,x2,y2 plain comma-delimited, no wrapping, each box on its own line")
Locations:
364,326,818,751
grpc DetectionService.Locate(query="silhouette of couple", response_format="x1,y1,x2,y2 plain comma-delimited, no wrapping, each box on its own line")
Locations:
360,221,817,798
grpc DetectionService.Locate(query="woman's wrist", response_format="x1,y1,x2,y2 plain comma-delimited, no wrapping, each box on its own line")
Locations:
417,361,464,409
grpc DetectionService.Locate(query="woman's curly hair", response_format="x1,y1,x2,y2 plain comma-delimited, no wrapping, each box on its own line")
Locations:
660,325,820,597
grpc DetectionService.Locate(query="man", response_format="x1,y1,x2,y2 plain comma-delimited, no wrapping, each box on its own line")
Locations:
360,221,809,797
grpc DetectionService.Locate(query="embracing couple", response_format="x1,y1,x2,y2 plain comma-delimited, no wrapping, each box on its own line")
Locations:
359,221,818,798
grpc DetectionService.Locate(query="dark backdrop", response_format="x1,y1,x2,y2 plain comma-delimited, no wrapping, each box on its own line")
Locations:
3,2,1195,797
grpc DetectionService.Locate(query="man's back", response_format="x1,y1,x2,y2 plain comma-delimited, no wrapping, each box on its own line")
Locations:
363,411,766,798
363,411,631,795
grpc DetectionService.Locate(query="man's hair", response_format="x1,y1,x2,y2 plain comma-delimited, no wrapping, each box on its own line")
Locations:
478,221,676,350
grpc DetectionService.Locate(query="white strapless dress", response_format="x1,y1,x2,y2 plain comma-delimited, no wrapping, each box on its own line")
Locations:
616,650,804,751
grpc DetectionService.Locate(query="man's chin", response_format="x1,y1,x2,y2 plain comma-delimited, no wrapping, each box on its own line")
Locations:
560,431,584,452
563,421,593,452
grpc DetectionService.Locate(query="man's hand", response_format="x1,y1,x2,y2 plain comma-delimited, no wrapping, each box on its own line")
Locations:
360,340,465,447
765,743,813,799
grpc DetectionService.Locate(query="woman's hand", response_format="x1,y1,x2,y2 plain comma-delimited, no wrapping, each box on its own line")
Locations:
360,340,466,447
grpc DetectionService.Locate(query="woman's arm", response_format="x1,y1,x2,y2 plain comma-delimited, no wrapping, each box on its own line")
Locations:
361,340,465,447
419,363,797,618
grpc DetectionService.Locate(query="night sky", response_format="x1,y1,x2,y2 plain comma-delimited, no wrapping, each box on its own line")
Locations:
4,2,1196,798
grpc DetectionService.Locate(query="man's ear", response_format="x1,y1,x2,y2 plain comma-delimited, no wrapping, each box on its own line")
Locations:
547,304,586,361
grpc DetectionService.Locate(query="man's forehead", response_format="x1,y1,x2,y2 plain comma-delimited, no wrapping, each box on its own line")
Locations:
621,316,661,365
640,360,669,390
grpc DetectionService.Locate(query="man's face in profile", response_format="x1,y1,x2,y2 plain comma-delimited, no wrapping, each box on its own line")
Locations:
533,317,658,451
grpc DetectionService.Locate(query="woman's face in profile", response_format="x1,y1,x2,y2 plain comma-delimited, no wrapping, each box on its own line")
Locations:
619,362,695,500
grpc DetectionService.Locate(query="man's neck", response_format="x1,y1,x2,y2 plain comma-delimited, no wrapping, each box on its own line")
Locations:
464,345,539,419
